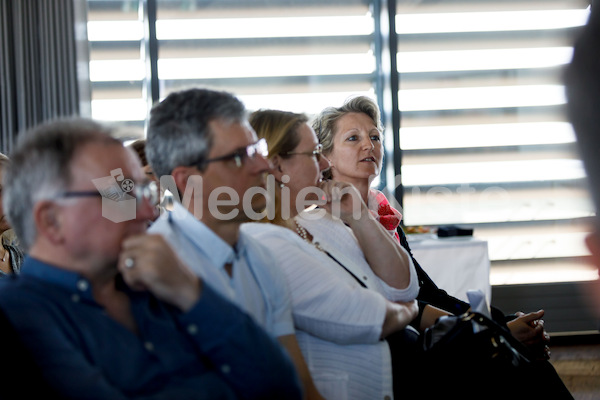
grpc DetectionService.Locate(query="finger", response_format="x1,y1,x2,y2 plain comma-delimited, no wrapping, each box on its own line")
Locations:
118,251,153,291
118,250,139,275
544,331,551,343
121,233,166,252
518,310,544,324
120,233,147,251
120,268,148,291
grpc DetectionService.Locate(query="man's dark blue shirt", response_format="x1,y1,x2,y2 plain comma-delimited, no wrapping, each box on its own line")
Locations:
0,257,302,399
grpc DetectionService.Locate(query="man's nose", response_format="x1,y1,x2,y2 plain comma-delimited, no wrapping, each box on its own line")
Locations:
319,155,331,171
137,194,159,221
250,154,271,173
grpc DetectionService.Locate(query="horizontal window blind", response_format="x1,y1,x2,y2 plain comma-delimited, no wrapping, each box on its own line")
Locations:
86,0,597,287
87,0,378,127
395,0,596,285
154,0,377,115
87,0,146,132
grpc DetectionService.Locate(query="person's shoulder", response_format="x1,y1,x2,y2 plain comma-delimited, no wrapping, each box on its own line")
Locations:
239,225,295,277
297,207,353,242
241,222,294,239
241,223,305,257
0,274,54,312
241,224,293,253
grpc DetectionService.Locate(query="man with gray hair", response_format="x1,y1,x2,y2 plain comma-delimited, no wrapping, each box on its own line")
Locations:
146,88,323,399
0,117,302,399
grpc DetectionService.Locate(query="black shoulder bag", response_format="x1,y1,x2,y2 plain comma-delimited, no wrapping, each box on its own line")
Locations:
322,249,573,399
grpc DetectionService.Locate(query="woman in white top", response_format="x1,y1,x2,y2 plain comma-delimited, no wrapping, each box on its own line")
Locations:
241,109,419,400
311,95,553,353
310,96,575,399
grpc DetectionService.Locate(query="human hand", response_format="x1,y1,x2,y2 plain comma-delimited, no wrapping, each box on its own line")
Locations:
318,180,368,224
118,234,201,312
507,310,551,360
382,299,419,338
397,299,419,323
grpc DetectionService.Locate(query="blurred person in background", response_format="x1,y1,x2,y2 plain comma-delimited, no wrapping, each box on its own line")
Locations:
565,5,600,315
0,152,24,276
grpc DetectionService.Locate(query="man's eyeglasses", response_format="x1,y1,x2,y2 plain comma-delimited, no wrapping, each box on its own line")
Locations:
198,138,268,169
281,144,323,162
59,181,160,206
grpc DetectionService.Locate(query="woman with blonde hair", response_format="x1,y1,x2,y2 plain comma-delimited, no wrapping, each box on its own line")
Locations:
312,95,573,398
242,109,419,400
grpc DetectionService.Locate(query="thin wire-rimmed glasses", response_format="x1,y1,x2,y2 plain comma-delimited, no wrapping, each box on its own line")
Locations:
198,138,269,169
59,181,160,206
281,144,323,162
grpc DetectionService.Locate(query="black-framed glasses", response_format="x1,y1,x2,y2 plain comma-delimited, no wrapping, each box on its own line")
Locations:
59,181,160,206
198,138,268,169
281,144,323,162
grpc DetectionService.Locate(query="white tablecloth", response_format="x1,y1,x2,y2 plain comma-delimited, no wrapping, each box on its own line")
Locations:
407,234,491,304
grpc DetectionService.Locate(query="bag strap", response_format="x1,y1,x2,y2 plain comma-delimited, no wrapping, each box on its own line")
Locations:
322,249,368,288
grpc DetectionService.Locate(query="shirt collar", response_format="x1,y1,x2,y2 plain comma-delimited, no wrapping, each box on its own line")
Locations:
168,202,244,269
20,256,95,301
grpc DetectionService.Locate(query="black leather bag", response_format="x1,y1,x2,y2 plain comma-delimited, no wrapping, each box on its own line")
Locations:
422,311,531,368
410,311,573,399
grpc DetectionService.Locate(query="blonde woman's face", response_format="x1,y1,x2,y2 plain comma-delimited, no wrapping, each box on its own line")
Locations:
327,112,382,185
276,123,330,212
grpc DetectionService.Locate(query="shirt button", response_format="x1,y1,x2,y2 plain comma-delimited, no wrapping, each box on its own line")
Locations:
144,341,154,352
187,324,198,335
363,276,368,281
71,294,80,303
221,364,231,374
76,280,88,292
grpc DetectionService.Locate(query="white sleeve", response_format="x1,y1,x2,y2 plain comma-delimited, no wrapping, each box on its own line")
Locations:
374,248,420,302
246,239,296,338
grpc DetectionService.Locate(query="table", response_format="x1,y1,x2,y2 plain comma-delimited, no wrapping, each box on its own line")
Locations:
407,234,491,304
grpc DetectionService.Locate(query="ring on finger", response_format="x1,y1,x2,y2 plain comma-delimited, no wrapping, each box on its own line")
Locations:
124,257,135,269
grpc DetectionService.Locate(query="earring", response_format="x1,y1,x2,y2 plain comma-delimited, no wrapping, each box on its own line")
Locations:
278,175,290,189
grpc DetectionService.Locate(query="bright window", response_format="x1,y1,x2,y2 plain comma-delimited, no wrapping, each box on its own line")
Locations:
86,0,596,286
395,0,595,285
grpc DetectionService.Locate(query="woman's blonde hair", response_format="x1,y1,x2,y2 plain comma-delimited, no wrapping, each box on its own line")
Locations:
250,109,308,159
249,109,309,226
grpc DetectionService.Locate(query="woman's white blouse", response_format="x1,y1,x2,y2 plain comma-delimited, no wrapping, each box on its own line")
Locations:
297,208,419,302
241,213,418,400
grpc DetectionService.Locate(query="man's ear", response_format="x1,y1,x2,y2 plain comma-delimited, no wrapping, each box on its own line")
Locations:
171,166,198,195
33,200,64,245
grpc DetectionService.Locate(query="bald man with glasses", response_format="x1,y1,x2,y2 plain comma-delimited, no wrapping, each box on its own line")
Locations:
147,88,323,400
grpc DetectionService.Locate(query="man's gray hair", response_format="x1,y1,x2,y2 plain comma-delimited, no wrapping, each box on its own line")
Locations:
3,118,120,250
0,152,10,169
146,88,247,178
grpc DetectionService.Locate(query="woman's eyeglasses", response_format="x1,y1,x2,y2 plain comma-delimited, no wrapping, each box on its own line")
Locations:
281,144,323,162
